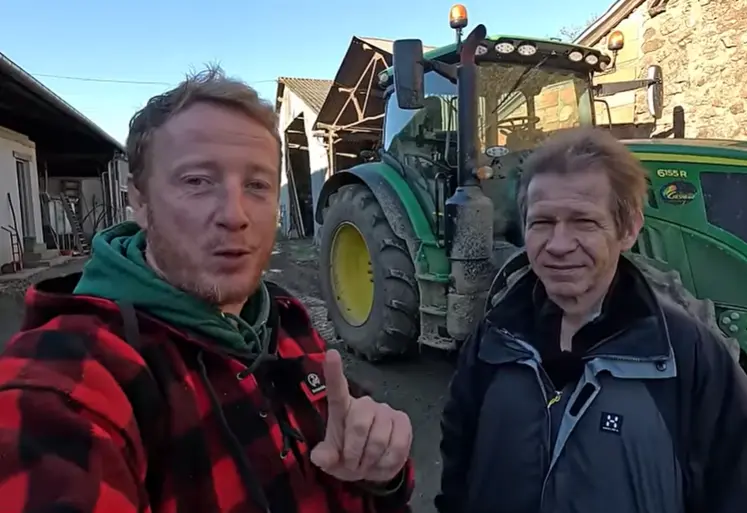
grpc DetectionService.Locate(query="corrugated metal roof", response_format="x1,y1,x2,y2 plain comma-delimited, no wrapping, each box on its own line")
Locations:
277,77,333,114
0,51,124,151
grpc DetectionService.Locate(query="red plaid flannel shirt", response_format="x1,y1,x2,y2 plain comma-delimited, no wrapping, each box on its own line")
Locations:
0,274,414,512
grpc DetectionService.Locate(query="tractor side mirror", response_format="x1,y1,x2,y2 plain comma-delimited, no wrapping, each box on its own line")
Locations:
647,65,664,119
393,39,425,110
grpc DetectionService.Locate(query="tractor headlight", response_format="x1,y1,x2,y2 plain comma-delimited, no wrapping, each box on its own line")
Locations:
495,42,515,54
517,44,537,56
568,50,584,62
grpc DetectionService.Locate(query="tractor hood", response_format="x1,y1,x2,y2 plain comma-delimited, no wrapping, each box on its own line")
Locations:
623,138,747,163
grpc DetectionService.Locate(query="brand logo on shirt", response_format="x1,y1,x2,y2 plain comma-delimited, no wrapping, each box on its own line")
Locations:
600,412,623,434
306,372,326,394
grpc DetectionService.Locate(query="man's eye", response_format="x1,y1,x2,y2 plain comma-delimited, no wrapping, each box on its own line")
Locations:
184,176,210,187
247,181,270,191
576,219,598,228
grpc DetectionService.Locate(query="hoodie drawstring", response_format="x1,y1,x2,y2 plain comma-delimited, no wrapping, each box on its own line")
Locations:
237,354,311,472
118,302,321,513
118,303,271,511
196,350,272,513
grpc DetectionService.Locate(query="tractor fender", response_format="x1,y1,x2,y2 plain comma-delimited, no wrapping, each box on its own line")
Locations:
315,164,425,259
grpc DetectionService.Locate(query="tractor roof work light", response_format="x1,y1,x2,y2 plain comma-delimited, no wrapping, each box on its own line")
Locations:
449,4,468,30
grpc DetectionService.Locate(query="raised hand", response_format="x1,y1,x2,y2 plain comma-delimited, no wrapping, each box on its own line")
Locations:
309,350,412,483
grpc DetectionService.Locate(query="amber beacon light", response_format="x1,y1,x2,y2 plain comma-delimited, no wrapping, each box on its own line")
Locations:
607,30,625,51
449,4,468,30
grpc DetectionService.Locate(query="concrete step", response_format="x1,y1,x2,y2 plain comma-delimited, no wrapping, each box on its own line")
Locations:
23,259,52,269
22,252,43,263
22,249,61,267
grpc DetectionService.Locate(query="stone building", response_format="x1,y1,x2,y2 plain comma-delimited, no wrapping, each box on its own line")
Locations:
577,0,747,140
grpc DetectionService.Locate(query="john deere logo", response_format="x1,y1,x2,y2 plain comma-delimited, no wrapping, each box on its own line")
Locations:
660,181,697,205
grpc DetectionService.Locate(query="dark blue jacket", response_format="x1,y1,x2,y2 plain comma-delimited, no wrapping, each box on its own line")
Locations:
436,254,747,513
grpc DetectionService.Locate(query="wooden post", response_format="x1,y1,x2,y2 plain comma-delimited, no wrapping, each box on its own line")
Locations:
327,130,336,179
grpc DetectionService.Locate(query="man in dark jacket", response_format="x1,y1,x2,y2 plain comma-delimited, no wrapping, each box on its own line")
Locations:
436,127,747,513
0,66,414,513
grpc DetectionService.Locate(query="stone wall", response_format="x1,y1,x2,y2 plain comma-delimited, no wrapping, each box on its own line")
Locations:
590,6,645,130
494,80,582,139
589,0,747,139
534,81,583,131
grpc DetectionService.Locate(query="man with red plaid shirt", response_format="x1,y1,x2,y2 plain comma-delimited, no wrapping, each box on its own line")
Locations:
0,66,414,513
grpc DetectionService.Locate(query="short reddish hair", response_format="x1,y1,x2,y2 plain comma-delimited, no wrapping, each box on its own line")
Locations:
126,64,279,192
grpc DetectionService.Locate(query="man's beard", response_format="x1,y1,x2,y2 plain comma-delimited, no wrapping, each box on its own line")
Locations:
145,210,260,306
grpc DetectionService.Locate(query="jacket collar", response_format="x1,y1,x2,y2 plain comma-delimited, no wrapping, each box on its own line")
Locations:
485,253,672,361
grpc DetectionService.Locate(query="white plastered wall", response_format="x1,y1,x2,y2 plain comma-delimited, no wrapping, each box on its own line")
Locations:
0,125,43,266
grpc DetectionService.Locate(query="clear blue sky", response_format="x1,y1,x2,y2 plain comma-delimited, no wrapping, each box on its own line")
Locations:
1,0,603,145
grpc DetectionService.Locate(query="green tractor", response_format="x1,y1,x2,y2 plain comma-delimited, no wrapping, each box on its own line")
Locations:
315,7,747,368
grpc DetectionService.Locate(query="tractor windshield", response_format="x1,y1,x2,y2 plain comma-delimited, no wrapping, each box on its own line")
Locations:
384,61,595,244
385,61,595,159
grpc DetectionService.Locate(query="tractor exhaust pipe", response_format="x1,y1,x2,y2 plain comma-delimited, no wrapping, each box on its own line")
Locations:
455,26,482,188
444,23,496,343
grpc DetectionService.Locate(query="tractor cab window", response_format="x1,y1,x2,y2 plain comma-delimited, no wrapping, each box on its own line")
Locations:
384,62,594,162
702,171,747,242
478,63,594,153
384,71,458,173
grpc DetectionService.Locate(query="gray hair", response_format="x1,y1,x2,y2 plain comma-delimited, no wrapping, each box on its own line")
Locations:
517,127,648,236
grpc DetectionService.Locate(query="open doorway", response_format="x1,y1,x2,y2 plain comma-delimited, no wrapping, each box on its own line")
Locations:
284,114,314,238
15,158,36,249
329,137,376,171
288,148,313,237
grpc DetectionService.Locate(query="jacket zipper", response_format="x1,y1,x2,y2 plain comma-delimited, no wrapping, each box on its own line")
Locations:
495,328,557,512
495,324,669,512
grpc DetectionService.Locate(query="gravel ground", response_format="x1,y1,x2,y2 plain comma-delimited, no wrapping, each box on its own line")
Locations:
0,240,451,512
268,239,453,513
0,258,89,344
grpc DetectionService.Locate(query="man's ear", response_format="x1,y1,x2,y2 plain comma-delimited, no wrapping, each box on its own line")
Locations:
620,209,644,251
128,176,149,230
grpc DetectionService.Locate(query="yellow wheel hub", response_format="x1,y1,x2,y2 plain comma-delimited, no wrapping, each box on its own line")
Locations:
330,222,374,326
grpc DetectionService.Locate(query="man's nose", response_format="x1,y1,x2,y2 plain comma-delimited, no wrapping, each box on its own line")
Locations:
544,223,576,255
216,185,249,231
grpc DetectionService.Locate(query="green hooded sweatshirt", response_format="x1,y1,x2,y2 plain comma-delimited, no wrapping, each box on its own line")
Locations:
74,221,270,354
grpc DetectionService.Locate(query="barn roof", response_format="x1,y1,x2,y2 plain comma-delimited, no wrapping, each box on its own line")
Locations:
313,37,436,137
275,77,333,114
574,0,647,46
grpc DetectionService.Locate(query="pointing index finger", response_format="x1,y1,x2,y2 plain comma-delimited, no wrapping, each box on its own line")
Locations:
323,349,351,413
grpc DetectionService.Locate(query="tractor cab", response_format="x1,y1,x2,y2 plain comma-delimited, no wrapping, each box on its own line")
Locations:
383,5,662,249
383,49,597,244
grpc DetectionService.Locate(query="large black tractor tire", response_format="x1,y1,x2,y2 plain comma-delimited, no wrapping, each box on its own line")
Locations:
319,184,420,361
629,253,742,364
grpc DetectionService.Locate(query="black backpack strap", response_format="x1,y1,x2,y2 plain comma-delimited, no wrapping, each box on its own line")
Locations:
486,250,531,314
112,301,168,502
117,301,142,351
